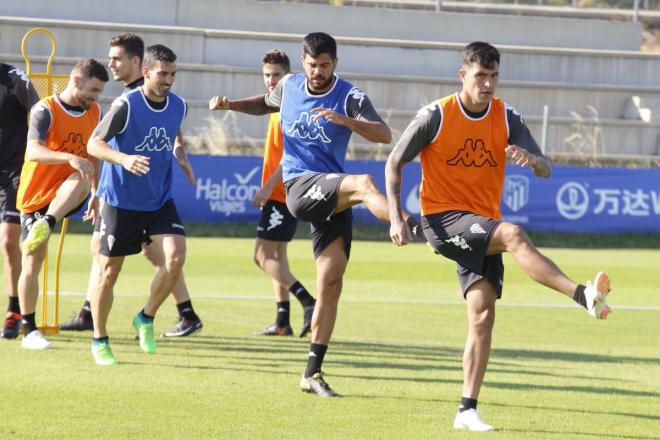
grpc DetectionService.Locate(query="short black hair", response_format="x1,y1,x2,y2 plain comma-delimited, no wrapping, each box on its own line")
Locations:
143,44,177,68
109,33,144,65
302,32,337,59
462,42,500,69
262,49,291,73
73,58,109,82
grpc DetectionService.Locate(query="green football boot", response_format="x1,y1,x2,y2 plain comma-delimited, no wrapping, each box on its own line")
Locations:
132,313,156,354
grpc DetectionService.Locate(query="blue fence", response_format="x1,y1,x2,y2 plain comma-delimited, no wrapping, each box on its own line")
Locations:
171,155,660,233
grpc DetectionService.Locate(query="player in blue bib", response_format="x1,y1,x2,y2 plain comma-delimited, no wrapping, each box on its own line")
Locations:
210,32,424,396
87,44,189,366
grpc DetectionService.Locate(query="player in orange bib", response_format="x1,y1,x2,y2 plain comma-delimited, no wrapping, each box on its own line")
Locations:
386,42,612,431
251,50,316,338
16,59,108,350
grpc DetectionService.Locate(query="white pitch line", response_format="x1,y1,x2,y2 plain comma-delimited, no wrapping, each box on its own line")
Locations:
49,290,660,311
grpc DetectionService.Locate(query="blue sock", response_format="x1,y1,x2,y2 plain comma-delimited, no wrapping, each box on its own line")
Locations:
138,309,154,323
93,337,109,346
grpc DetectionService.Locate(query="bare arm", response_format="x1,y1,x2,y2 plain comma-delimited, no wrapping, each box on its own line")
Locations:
252,166,283,208
173,131,195,184
209,94,278,116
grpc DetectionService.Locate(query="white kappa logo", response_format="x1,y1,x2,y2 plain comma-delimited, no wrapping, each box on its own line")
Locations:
444,235,472,250
135,127,172,152
303,185,327,201
267,206,284,231
288,112,331,143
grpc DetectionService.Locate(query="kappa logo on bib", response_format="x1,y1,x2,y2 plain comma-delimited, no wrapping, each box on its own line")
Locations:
136,127,172,152
288,112,331,143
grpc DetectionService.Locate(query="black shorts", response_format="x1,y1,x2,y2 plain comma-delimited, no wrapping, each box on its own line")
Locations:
0,169,21,224
20,199,86,240
284,172,347,222
285,173,352,260
310,208,352,260
256,199,297,242
99,199,185,257
422,210,504,299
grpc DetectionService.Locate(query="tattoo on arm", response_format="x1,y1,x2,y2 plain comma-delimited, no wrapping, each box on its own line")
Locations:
229,95,275,116
385,150,405,220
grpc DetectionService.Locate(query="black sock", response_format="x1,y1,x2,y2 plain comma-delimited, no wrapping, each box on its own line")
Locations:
7,296,20,314
80,300,92,320
93,336,109,344
573,285,587,309
289,281,315,308
176,300,199,321
304,343,328,378
275,301,290,327
43,214,57,230
139,309,154,323
459,397,478,412
21,313,37,335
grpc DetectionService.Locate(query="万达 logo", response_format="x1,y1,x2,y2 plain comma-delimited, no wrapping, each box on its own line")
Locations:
556,182,589,220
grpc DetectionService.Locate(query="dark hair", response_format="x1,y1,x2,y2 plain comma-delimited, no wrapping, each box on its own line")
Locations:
109,33,144,64
462,42,500,69
73,58,109,82
262,49,290,73
143,44,177,68
302,32,337,59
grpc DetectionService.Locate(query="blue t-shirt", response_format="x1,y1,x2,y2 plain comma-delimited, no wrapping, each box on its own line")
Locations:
97,89,186,211
280,73,355,181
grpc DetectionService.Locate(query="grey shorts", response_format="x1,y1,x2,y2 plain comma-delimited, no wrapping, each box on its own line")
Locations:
285,173,352,260
422,210,504,298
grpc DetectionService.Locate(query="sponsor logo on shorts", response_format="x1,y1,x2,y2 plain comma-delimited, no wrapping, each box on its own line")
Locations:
4,210,19,217
267,206,284,231
303,185,327,201
107,234,115,251
444,234,472,250
171,223,184,230
469,223,486,234
325,174,340,180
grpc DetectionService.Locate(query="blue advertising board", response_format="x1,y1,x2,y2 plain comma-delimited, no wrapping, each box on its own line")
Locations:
172,155,660,233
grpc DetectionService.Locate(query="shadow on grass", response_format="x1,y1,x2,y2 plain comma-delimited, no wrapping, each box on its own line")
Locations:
51,334,658,399
503,428,660,440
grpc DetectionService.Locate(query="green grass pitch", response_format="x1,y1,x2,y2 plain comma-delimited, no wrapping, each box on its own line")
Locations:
0,234,658,439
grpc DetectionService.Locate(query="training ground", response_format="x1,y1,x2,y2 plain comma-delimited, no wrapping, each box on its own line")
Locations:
1,233,658,439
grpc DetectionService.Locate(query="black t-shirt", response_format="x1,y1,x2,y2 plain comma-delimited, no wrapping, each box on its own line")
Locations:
0,63,40,169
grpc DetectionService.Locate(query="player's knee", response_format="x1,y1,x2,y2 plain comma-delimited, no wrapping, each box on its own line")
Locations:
165,251,185,274
501,224,528,250
470,307,495,334
0,233,18,257
100,264,121,285
320,275,343,297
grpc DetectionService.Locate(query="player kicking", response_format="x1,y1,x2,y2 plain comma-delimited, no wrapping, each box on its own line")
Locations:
210,32,424,396
252,49,316,338
386,41,612,431
16,59,107,349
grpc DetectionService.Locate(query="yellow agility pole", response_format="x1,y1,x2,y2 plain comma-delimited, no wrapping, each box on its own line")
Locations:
22,28,70,335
